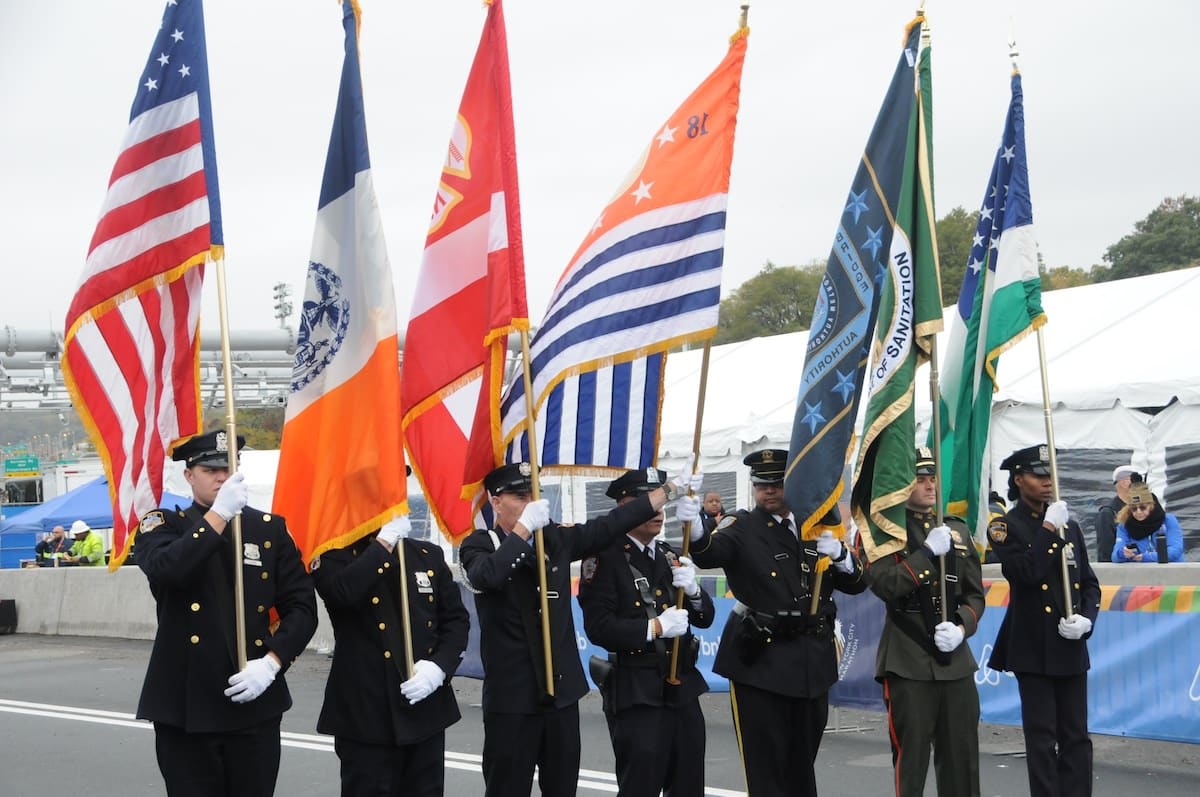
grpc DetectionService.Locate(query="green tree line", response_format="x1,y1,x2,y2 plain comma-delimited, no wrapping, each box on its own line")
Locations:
716,194,1200,344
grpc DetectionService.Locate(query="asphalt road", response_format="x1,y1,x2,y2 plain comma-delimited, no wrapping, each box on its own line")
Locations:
1,634,1196,795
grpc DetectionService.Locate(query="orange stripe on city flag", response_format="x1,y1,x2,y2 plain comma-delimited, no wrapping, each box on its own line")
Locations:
275,338,407,564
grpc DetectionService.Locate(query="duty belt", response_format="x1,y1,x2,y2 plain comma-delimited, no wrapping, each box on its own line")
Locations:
732,601,830,639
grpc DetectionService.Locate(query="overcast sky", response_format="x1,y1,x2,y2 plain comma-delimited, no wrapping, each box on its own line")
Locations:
2,0,1197,336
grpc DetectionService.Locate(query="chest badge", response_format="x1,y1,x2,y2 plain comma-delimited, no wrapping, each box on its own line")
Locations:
243,542,262,566
1064,542,1077,565
415,571,433,593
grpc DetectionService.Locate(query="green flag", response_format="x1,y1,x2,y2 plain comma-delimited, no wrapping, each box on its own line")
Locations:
851,30,944,562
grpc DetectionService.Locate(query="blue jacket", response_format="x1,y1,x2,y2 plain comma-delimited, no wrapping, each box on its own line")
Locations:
1112,513,1183,562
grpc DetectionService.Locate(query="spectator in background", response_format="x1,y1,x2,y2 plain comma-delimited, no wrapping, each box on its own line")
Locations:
35,525,73,566
699,491,724,534
1112,474,1184,563
62,520,104,566
1096,464,1137,561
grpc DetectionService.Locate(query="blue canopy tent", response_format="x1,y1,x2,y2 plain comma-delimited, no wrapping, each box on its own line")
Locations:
0,477,191,567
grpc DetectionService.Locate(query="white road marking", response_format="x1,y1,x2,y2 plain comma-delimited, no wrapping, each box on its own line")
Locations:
0,699,745,795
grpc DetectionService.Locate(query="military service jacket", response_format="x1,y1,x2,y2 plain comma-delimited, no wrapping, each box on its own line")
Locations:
578,535,716,712
459,495,658,714
690,507,867,698
988,500,1101,676
866,511,984,681
314,535,469,746
135,502,317,733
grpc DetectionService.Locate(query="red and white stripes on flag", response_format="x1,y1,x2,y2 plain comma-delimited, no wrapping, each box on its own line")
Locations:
400,0,527,544
62,0,221,570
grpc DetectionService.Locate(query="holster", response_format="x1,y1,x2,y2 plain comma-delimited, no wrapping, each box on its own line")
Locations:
589,654,616,715
736,614,772,665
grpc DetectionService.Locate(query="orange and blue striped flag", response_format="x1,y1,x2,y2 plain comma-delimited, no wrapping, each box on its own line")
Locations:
500,20,749,475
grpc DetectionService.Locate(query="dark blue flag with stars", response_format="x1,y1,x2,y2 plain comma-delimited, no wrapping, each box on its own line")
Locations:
786,18,924,538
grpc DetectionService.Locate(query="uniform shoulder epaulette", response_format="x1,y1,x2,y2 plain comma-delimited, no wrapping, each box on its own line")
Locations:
987,518,1008,544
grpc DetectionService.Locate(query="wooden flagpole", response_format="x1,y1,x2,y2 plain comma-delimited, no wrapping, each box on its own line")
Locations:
518,328,555,697
667,341,712,684
213,258,247,670
1035,328,1075,614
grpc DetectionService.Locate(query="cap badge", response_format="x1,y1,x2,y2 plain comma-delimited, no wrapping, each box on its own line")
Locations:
518,462,532,477
1038,444,1048,461
216,431,228,453
646,467,660,484
762,450,776,462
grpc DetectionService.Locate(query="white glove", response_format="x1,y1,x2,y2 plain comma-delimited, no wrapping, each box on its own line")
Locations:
668,454,704,496
656,606,690,638
816,531,855,573
676,494,702,533
516,499,551,535
1044,500,1070,529
924,525,952,557
1057,614,1093,640
224,654,280,703
210,471,248,521
400,659,446,704
933,621,965,652
377,515,412,548
671,556,700,597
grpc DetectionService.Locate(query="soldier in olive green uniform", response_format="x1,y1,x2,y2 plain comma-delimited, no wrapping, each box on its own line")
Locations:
864,448,985,797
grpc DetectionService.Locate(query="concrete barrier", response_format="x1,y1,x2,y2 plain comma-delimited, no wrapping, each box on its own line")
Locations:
0,566,335,653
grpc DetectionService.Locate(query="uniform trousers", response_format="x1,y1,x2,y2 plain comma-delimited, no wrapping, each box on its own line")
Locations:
1016,672,1093,797
482,704,581,797
606,700,706,797
730,681,827,797
882,675,980,797
153,717,281,797
333,732,445,797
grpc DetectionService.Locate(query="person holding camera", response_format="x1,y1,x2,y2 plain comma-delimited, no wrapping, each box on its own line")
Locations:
1112,474,1183,563
578,467,715,797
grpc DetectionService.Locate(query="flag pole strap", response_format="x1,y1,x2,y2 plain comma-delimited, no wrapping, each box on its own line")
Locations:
1035,327,1075,614
396,537,416,678
518,328,555,698
213,257,248,670
928,335,948,623
668,341,712,684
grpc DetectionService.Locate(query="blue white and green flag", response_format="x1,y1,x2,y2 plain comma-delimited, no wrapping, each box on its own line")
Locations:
936,71,1046,550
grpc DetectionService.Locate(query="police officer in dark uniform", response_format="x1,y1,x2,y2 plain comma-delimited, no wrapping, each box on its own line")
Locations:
459,461,699,797
313,513,469,796
864,448,984,797
687,449,867,797
578,467,716,797
988,444,1101,797
135,430,317,797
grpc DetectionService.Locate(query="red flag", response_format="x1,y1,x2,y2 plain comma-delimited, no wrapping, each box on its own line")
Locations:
61,0,221,571
401,0,527,543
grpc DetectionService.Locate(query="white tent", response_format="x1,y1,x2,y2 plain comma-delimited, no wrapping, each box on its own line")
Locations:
654,267,1200,555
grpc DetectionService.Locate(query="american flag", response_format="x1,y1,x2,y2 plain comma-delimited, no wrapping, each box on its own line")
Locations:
500,25,748,475
61,0,221,569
